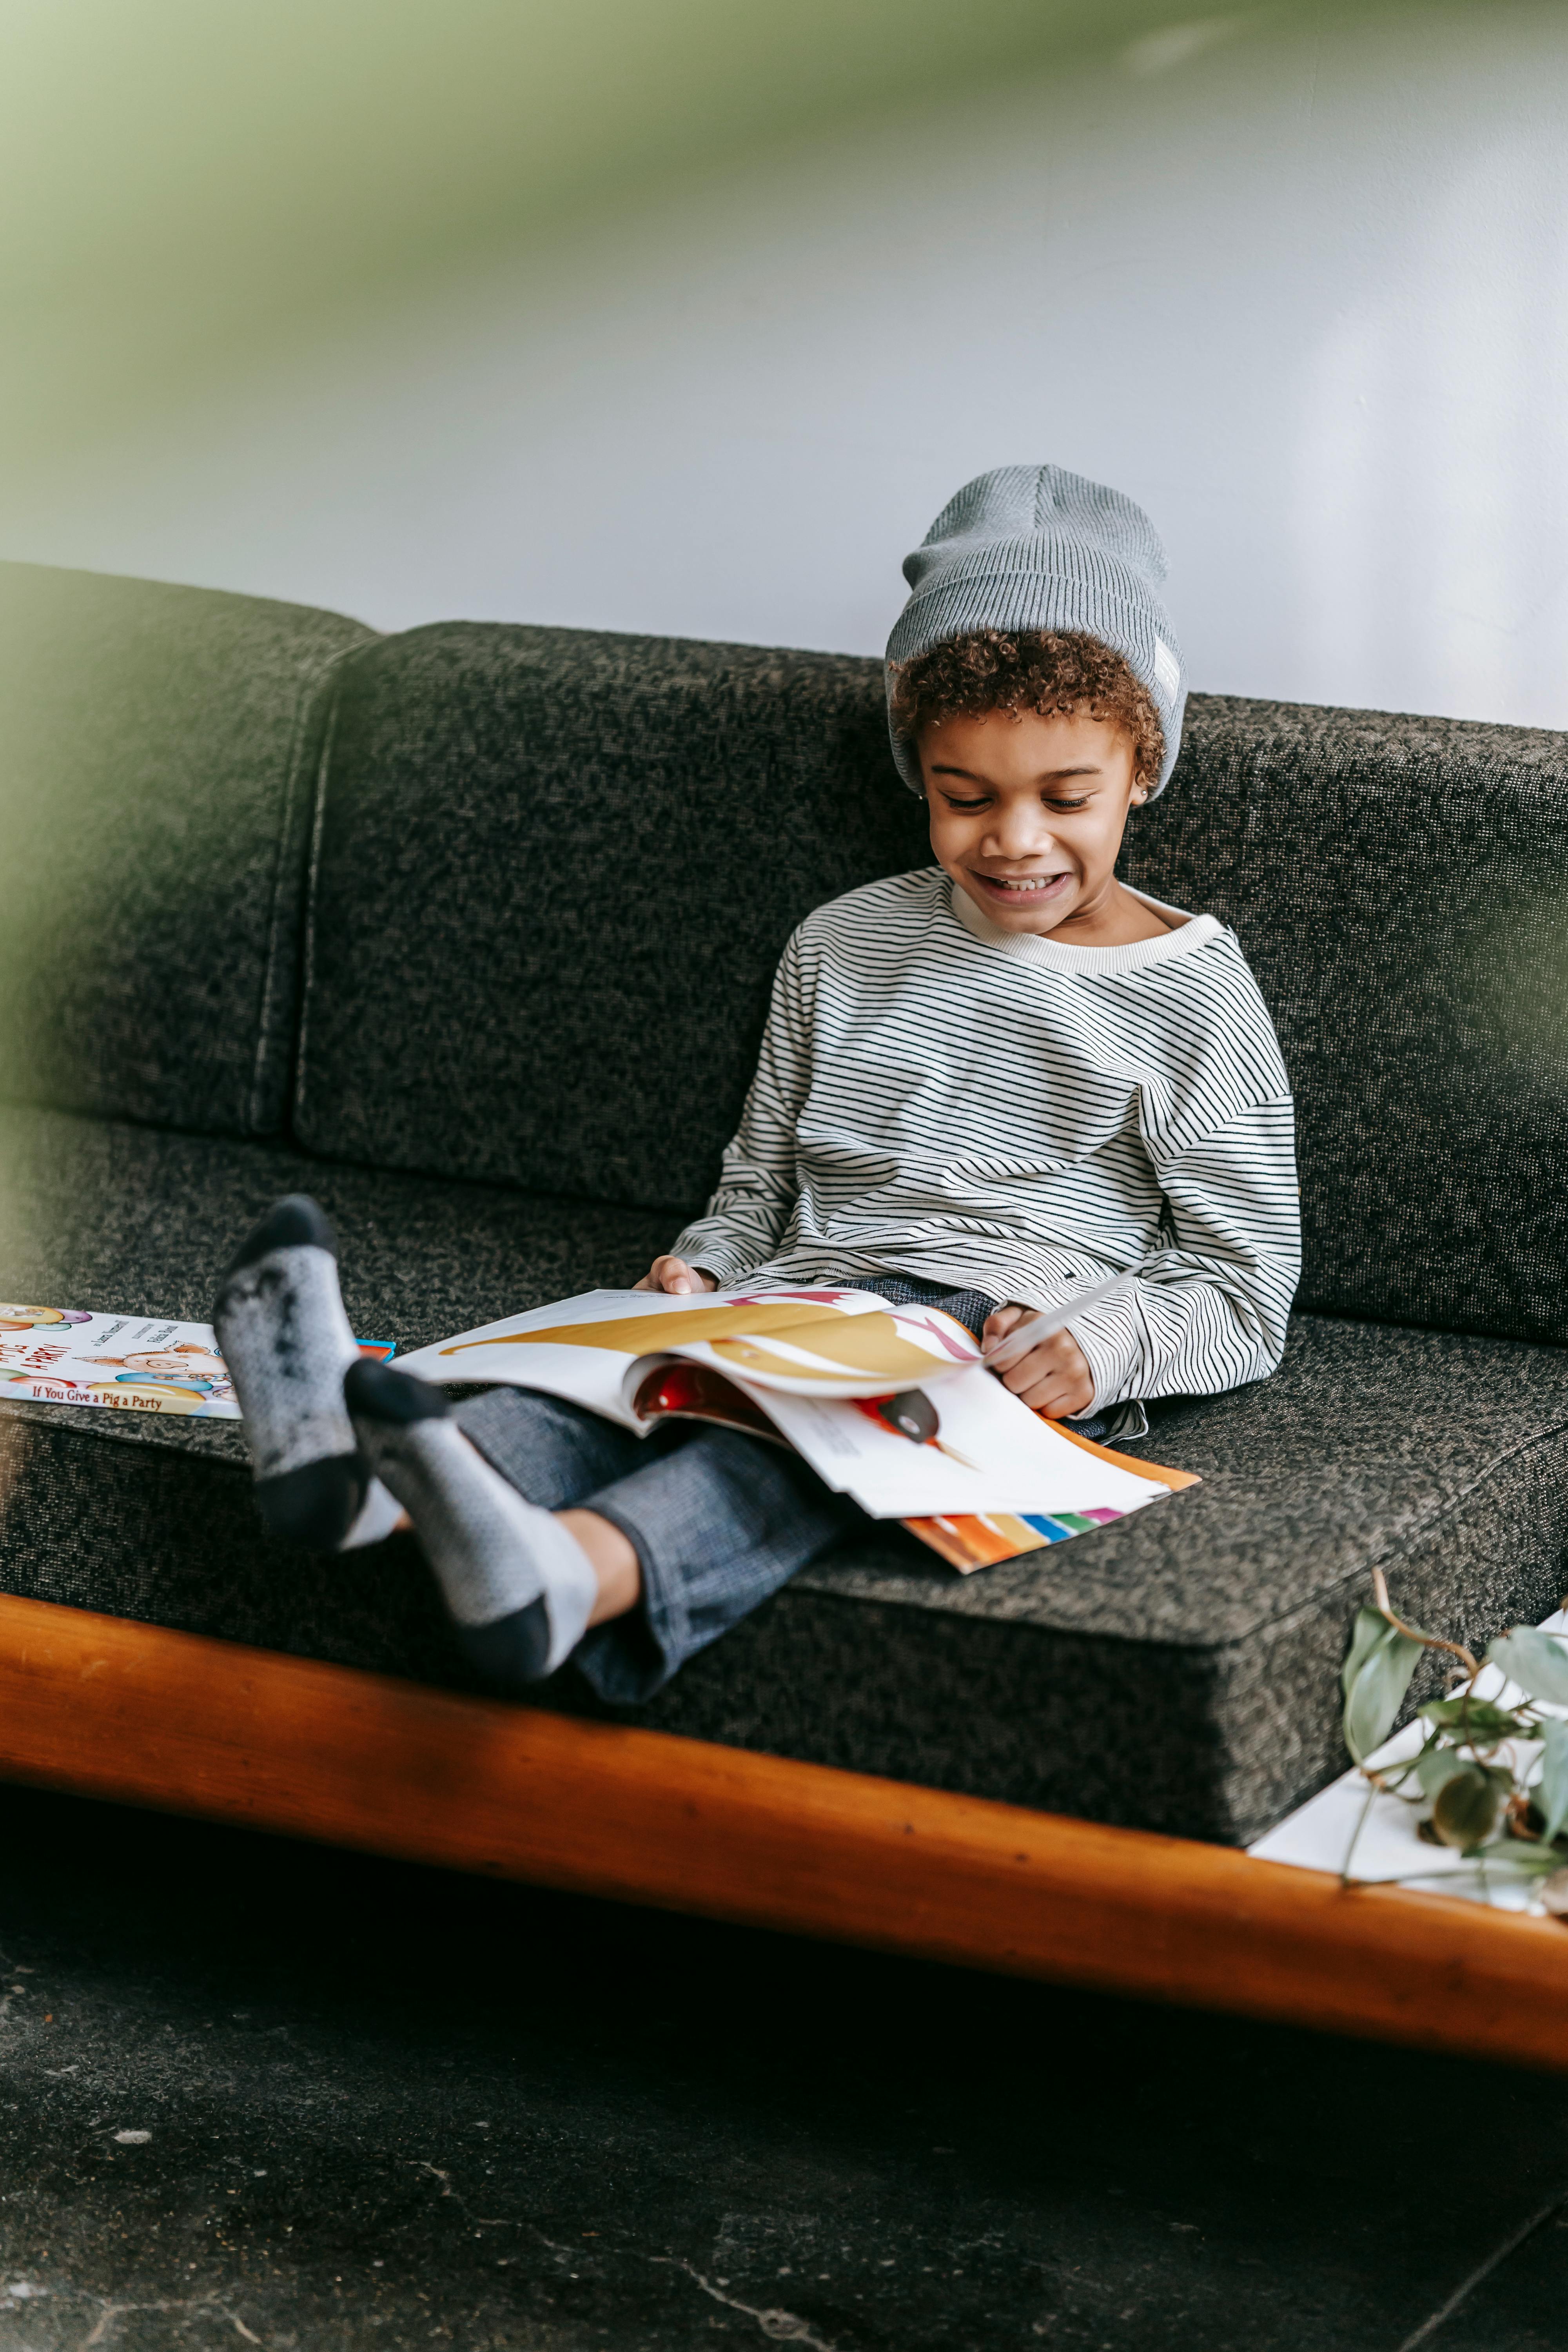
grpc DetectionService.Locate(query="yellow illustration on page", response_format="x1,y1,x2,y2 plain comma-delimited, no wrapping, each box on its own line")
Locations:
704,1325,951,1382
440,1299,956,1385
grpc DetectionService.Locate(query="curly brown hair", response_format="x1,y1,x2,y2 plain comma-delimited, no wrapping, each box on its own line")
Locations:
889,627,1164,789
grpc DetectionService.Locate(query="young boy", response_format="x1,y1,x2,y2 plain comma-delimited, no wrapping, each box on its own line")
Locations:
215,465,1299,1704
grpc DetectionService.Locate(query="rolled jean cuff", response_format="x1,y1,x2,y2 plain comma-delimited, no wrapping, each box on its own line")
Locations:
570,1426,860,1707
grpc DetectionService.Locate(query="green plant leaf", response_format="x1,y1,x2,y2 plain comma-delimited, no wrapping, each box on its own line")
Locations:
1470,1841,1568,1875
1486,1628,1568,1709
1535,1718,1568,1846
1430,1766,1507,1851
1342,1609,1424,1765
1342,1605,1399,1700
1415,1746,1473,1799
1417,1697,1531,1745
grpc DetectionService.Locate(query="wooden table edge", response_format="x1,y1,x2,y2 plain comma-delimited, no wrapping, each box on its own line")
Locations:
1,1590,1564,2069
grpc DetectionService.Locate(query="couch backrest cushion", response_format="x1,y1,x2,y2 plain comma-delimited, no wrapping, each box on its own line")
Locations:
1122,697,1568,1345
299,624,1568,1348
0,563,375,1135
294,624,927,1208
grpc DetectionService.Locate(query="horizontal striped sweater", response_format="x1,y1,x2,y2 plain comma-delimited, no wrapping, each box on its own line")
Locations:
671,868,1300,1412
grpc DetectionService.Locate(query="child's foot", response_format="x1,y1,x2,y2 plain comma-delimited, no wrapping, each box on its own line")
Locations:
344,1357,597,1684
213,1195,368,1548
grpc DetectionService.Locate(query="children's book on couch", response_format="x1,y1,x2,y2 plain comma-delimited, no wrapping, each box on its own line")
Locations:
0,1307,394,1419
394,1287,1199,1572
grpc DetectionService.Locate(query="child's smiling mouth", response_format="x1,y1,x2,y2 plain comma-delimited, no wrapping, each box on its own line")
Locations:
969,869,1074,905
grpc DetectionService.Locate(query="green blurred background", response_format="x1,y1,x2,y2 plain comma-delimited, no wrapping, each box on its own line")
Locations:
2,0,1426,468
4,0,1563,729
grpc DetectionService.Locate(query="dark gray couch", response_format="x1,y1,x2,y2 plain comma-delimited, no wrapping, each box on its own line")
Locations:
4,558,1567,1847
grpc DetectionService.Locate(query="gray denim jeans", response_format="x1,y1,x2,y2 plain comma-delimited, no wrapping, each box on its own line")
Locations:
452,1274,997,1703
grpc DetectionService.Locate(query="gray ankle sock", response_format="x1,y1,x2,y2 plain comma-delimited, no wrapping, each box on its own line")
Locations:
213,1196,366,1548
345,1359,597,1678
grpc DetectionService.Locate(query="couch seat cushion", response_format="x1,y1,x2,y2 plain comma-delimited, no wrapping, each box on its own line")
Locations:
3,1107,1566,1845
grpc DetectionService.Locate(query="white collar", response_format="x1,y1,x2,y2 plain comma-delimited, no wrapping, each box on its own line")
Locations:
945,875,1224,974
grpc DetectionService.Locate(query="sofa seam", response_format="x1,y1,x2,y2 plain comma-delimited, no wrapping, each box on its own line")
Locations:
287,647,371,1149
248,651,323,1133
248,635,371,1136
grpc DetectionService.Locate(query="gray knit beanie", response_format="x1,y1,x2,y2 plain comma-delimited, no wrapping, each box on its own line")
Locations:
885,464,1186,797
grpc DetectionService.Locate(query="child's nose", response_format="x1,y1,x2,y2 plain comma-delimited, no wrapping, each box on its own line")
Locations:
987,807,1055,858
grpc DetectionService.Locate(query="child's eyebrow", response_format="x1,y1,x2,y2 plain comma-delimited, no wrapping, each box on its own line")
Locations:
929,762,1105,784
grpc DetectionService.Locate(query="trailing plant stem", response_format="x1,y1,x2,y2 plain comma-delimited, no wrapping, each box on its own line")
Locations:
1371,1567,1479,1679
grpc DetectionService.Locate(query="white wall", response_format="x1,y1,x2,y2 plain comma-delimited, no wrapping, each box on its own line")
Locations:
5,3,1566,728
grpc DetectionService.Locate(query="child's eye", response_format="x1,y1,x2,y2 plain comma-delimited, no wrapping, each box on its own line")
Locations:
943,795,991,811
1046,795,1091,812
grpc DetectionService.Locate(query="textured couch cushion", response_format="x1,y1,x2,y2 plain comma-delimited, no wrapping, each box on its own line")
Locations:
293,623,927,1207
0,563,376,1135
298,629,1568,1347
1123,698,1568,1345
4,1105,1565,1846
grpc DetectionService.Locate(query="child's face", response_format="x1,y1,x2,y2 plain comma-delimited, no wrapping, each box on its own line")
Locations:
919,707,1147,937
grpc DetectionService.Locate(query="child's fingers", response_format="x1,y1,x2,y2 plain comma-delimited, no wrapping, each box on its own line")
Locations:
999,1331,1094,1417
1013,1363,1094,1416
1026,1376,1095,1416
997,1332,1072,1390
634,1255,692,1293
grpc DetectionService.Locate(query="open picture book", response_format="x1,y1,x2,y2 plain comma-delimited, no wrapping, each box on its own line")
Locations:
395,1286,1198,1572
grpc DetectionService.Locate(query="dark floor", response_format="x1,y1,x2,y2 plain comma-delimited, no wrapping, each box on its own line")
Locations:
0,1789,1565,2352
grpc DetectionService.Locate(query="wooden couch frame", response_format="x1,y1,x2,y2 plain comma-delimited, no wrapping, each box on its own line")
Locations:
2,1590,1565,2071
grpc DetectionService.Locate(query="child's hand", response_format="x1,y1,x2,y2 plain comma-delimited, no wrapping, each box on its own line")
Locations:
635,1256,718,1296
982,1303,1095,1418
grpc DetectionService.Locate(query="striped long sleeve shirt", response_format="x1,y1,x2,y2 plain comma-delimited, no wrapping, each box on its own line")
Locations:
671,868,1300,1412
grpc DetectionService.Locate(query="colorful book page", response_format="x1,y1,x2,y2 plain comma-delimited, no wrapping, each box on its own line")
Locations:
0,1306,392,1419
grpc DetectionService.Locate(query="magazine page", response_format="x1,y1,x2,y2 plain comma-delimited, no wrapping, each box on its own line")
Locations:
744,1364,1172,1521
393,1286,981,1426
630,1359,1194,1559
392,1289,761,1429
904,1422,1200,1571
397,1285,1175,1526
655,1292,981,1395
